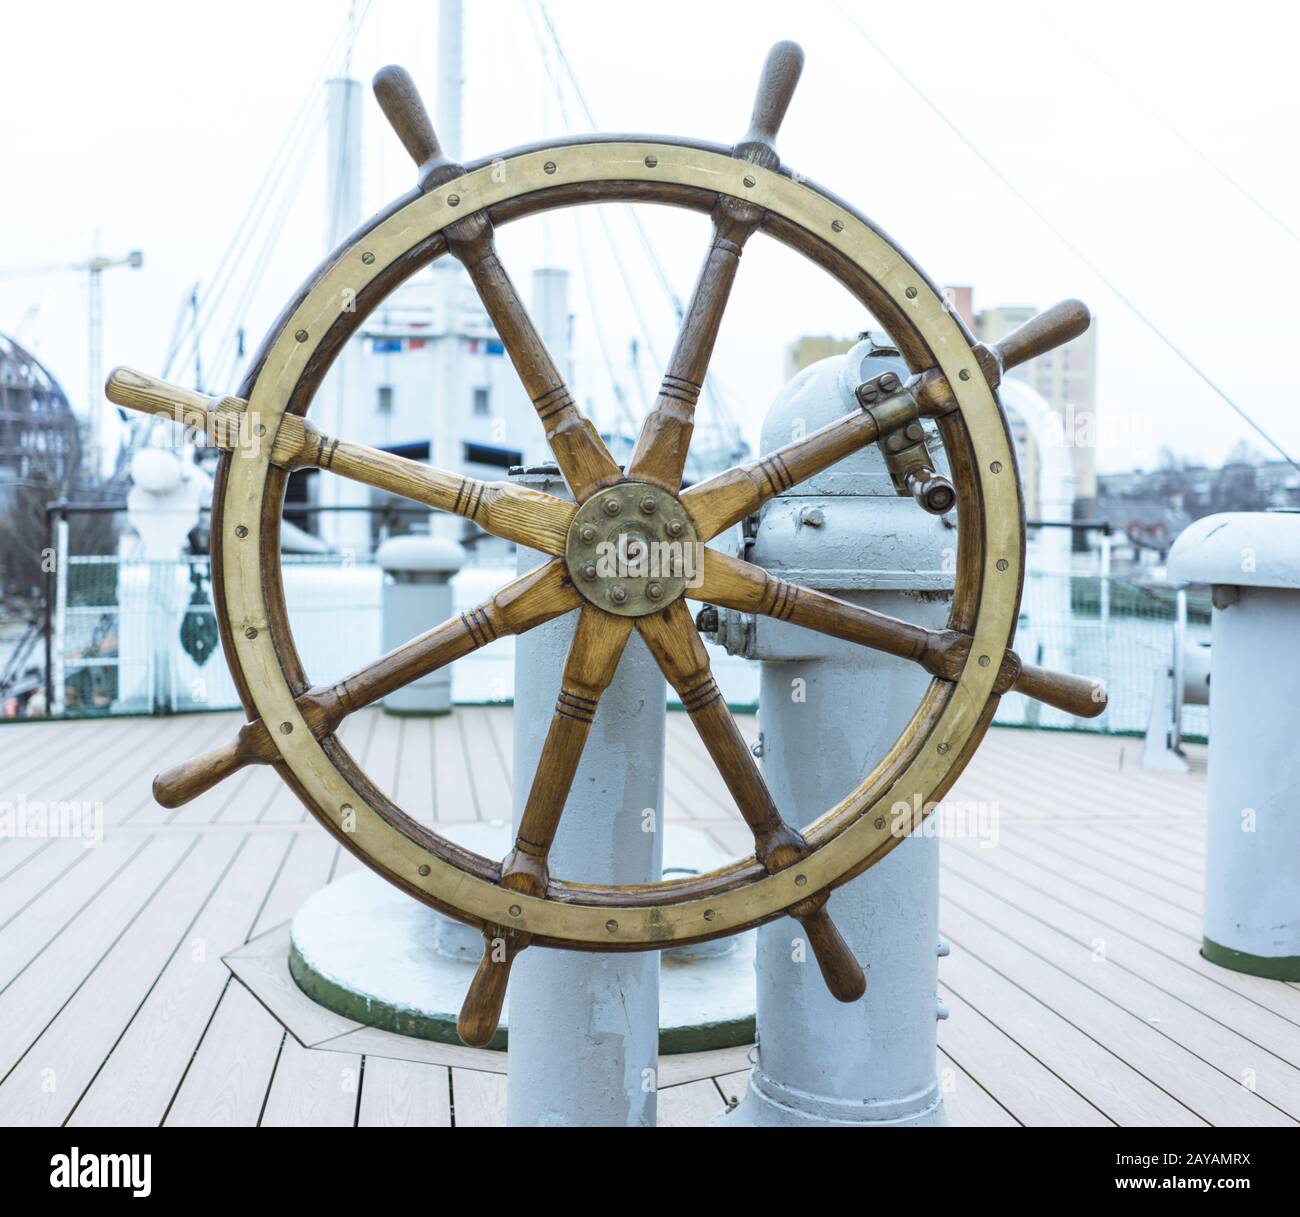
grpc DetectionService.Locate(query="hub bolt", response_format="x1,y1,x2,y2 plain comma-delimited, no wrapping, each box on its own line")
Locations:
582,563,598,581
646,582,664,601
640,496,658,515
609,584,628,604
579,524,597,543
602,497,621,517
666,519,684,538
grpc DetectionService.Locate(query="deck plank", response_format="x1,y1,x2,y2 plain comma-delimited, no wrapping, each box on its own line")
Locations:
946,845,1300,1060
261,1036,361,1127
940,946,1202,1125
450,1068,507,1127
164,980,284,1126
0,832,243,1125
1,711,1293,1128
936,986,1111,1126
432,716,476,822
657,1079,725,1126
357,1057,452,1127
459,708,511,823
939,1049,1019,1127
69,832,293,1126
0,836,197,1083
941,891,1296,1127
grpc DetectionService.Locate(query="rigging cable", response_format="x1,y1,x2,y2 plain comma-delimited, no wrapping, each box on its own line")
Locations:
532,1,748,460
828,0,1299,473
163,18,346,378
1029,5,1300,253
165,2,372,384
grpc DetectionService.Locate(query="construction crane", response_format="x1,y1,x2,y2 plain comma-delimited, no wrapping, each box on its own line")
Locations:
0,247,144,472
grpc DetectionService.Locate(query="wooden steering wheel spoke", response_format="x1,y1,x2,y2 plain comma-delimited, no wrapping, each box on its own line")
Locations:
373,65,621,504
106,367,577,555
914,299,1092,418
152,561,578,808
625,42,804,493
458,926,529,1048
681,402,884,541
501,608,634,897
459,608,633,1049
694,547,1108,718
636,599,866,1002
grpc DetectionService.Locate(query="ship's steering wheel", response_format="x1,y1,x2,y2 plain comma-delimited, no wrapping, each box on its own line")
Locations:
107,42,1104,1047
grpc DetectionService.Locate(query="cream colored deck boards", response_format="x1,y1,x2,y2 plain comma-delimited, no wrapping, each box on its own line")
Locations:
939,1049,1020,1127
0,835,198,1083
357,1056,451,1127
69,832,294,1126
1,711,1296,1128
0,832,243,1125
946,846,1300,1049
953,834,1300,1025
941,895,1295,1127
261,1037,361,1127
164,979,284,1126
657,1078,726,1126
943,867,1300,1120
450,1067,507,1127
936,985,1111,1126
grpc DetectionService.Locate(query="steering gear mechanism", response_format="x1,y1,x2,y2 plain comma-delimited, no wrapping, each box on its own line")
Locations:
106,41,1105,1048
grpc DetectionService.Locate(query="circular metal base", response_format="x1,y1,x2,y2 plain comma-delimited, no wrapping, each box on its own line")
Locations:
290,834,757,1055
721,1072,948,1127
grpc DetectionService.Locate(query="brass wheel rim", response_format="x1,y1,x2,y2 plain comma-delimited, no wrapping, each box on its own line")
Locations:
213,137,1023,949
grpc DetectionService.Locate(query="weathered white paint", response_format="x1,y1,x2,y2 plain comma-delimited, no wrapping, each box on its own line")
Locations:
505,470,666,1126
376,535,465,714
725,339,950,1125
1169,512,1300,975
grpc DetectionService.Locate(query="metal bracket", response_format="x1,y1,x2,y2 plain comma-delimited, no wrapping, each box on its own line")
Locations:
855,372,956,515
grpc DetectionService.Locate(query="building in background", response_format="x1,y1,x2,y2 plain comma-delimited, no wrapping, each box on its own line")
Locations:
946,287,1100,524
784,334,860,380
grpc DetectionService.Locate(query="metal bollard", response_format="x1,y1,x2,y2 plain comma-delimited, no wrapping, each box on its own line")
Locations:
505,467,667,1126
709,335,955,1126
375,534,465,715
1169,512,1300,980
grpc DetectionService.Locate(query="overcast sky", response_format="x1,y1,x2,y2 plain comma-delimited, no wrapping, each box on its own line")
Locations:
3,0,1297,474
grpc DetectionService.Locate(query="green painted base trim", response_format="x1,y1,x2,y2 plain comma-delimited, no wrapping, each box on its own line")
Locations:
1202,936,1300,981
380,706,453,719
288,939,502,1049
288,940,755,1055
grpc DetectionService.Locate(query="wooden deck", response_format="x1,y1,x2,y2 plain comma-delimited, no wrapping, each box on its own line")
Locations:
0,706,1296,1127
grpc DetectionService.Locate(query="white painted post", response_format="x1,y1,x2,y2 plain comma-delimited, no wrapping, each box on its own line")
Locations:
375,535,465,714
720,337,953,1126
505,468,667,1126
51,514,69,716
1169,512,1300,979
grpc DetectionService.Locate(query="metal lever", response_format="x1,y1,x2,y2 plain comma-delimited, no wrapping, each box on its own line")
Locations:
855,372,956,515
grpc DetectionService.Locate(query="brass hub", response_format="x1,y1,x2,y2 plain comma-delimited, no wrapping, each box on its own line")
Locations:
565,482,700,617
